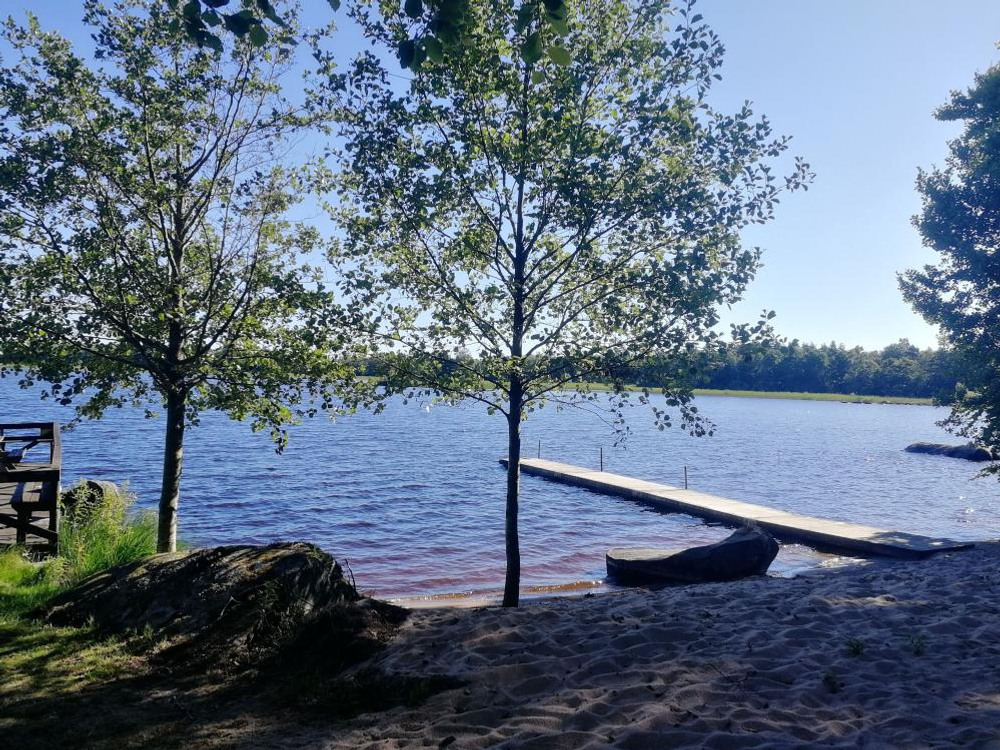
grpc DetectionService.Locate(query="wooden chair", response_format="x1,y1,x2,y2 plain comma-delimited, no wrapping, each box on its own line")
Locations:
0,422,62,547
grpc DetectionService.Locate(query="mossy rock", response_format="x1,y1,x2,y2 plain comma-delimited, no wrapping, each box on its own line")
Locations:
42,542,405,670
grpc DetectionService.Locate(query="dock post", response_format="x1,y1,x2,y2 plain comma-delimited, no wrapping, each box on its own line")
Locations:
600,447,603,472
684,466,688,489
537,439,540,458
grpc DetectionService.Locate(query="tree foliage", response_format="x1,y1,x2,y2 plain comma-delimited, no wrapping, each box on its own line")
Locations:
318,0,810,605
901,62,1000,468
361,340,962,400
174,0,568,70
0,0,355,551
638,339,959,400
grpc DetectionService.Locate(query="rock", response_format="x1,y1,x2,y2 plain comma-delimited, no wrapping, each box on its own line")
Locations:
42,542,406,669
606,527,779,585
60,479,119,510
904,442,997,462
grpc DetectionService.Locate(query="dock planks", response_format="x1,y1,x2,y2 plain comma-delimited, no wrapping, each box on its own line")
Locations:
499,457,973,559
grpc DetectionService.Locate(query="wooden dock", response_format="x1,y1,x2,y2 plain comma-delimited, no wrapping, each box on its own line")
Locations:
499,457,974,559
1,422,62,550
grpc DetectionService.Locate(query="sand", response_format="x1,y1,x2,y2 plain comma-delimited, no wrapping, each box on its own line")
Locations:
285,543,1000,748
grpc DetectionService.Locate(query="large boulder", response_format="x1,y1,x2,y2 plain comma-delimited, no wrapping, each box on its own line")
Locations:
905,442,996,462
606,527,779,585
43,542,406,670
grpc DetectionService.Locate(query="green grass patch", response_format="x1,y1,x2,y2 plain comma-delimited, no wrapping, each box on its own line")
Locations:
0,483,161,741
572,382,932,405
690,389,933,405
59,483,158,584
0,550,65,620
0,482,157,619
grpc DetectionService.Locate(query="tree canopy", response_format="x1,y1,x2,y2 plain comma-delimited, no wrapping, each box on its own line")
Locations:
318,0,810,605
901,61,1000,469
174,0,568,70
0,0,355,550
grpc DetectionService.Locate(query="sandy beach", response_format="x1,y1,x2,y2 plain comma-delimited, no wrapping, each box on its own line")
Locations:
262,542,1000,749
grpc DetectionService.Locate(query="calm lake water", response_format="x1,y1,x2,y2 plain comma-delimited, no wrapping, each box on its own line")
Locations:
3,380,998,601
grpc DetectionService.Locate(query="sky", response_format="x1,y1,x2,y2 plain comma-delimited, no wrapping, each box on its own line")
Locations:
697,0,1000,350
6,0,1000,351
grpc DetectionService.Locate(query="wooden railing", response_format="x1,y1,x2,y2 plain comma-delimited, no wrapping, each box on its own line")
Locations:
0,422,62,546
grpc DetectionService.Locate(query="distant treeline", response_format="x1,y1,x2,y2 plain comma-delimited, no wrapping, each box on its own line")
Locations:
362,339,963,401
628,340,961,400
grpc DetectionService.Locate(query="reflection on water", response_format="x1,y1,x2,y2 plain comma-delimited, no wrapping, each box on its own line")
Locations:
3,382,997,599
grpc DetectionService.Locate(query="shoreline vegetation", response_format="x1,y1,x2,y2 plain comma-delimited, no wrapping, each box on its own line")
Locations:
695,388,933,405
580,383,935,406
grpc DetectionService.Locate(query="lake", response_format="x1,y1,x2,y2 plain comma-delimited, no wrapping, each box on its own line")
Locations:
3,380,997,601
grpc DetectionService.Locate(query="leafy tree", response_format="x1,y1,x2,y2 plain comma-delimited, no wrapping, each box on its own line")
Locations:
0,0,355,551
901,62,1000,466
319,0,810,606
175,0,568,69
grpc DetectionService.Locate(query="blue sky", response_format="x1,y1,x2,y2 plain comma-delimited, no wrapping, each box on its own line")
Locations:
7,0,1000,350
698,0,1000,350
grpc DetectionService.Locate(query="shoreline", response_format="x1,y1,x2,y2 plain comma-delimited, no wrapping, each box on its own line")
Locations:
311,541,1000,748
579,382,934,404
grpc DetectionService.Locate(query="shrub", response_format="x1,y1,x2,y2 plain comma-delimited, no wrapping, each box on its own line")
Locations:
58,482,157,583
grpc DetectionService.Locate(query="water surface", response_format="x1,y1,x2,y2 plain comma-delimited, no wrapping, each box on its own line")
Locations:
3,382,996,600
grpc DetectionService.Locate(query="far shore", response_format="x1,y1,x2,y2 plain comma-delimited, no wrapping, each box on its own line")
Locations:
360,376,936,406
691,388,934,405
576,382,934,405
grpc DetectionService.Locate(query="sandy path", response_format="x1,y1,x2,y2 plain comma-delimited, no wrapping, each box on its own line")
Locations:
266,544,1000,748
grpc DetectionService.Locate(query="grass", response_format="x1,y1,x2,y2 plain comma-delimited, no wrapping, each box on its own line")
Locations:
0,549,65,620
0,481,156,618
575,382,933,405
0,484,166,744
690,389,933,405
58,483,158,584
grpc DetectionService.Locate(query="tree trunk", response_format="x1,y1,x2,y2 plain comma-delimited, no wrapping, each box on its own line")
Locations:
157,387,186,553
503,407,522,607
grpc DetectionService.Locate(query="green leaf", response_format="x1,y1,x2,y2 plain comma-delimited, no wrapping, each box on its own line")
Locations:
547,44,571,66
248,24,268,47
404,0,423,19
202,10,222,28
520,32,543,64
256,0,288,27
223,10,256,36
199,29,224,53
327,0,341,9
423,37,444,63
182,0,202,21
203,0,231,8
546,15,570,36
515,3,536,33
530,69,545,84
398,38,416,68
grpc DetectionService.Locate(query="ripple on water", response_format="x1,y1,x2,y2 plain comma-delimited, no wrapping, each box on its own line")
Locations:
3,385,997,598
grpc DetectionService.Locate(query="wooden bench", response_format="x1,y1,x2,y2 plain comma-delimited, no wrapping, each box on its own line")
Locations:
0,422,62,547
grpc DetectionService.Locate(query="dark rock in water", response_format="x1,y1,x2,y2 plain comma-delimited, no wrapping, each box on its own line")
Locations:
904,442,997,462
43,542,406,669
606,527,779,585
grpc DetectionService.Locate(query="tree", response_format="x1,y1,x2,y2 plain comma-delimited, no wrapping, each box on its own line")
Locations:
901,61,1000,467
174,0,568,70
0,0,355,551
318,0,809,606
